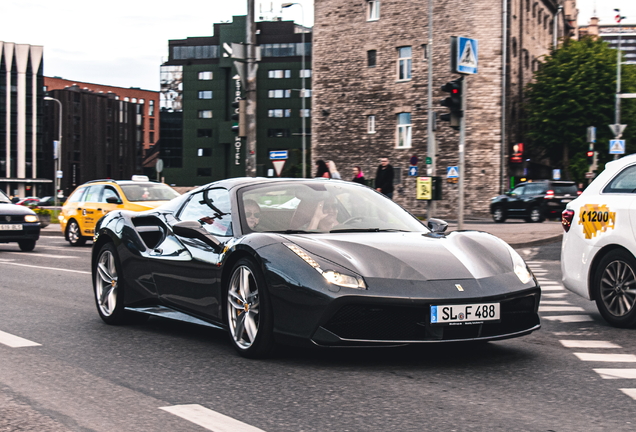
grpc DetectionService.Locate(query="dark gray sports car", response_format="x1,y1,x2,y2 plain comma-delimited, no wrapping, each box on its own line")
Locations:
92,178,540,358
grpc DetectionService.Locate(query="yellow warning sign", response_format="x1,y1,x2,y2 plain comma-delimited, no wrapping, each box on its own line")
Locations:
578,204,616,239
417,177,432,200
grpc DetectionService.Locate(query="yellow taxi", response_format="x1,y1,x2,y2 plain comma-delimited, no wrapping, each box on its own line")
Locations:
59,176,181,246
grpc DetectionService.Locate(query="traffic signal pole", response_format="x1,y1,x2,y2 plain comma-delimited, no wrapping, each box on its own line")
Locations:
245,0,257,176
458,77,467,230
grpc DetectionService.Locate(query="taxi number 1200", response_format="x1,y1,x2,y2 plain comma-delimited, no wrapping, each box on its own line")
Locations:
430,303,500,324
580,210,610,223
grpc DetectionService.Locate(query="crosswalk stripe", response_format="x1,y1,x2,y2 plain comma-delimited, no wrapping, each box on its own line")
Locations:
539,306,584,312
574,353,636,362
538,281,561,285
620,389,636,400
542,315,593,323
160,404,265,432
4,252,78,259
0,330,41,348
541,300,572,305
0,261,91,274
561,340,621,349
541,286,565,291
542,293,567,298
594,369,636,379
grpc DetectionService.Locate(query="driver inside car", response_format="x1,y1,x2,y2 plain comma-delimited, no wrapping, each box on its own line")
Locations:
307,199,339,231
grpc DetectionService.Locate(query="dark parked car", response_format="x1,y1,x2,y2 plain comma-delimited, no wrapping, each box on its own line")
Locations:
490,180,579,223
91,178,540,358
37,196,66,206
0,190,41,251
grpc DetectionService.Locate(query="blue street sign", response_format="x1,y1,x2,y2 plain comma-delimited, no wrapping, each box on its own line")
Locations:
609,140,626,155
408,166,418,176
456,37,478,75
447,166,459,178
269,150,288,160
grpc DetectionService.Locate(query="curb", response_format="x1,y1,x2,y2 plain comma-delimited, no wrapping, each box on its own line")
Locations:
509,234,563,249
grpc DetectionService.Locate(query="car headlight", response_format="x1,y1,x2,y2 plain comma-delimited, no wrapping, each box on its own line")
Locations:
506,244,533,284
284,243,367,289
24,214,39,223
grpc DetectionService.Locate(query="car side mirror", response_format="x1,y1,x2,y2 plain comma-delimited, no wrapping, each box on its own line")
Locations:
173,220,223,252
106,196,122,204
427,218,448,233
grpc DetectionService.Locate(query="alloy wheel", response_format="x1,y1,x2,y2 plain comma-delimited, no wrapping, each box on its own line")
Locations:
227,265,260,349
599,259,636,317
95,249,118,317
67,221,84,245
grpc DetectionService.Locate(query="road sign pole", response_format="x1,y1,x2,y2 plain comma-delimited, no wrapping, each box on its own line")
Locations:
458,76,467,230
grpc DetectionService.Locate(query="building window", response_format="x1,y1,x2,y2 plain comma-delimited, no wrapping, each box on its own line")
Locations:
197,148,212,157
397,46,412,81
300,109,311,118
197,128,213,137
538,10,542,24
301,89,312,98
149,132,155,144
367,0,380,20
532,2,537,17
268,89,292,98
523,50,529,69
198,90,213,99
268,69,291,78
367,50,377,67
198,71,213,80
198,110,213,118
149,100,155,116
512,37,518,57
300,69,312,78
268,109,291,118
267,129,291,138
197,168,212,176
367,115,376,133
422,44,428,60
396,113,412,148
149,118,155,130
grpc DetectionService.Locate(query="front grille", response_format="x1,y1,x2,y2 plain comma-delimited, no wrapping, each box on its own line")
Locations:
0,215,24,222
321,293,539,342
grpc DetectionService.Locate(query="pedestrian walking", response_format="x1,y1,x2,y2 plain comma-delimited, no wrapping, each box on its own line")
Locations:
375,157,394,199
315,160,331,178
352,166,365,185
327,160,341,179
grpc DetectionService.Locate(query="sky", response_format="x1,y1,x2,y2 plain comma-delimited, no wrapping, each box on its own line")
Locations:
0,0,633,93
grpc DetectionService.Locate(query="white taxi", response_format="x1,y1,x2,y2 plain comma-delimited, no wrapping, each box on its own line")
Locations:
561,153,636,327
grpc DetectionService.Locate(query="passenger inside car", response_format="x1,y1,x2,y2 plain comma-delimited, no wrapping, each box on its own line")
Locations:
243,199,262,231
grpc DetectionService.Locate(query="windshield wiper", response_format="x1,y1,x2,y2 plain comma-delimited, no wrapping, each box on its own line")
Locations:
329,228,410,233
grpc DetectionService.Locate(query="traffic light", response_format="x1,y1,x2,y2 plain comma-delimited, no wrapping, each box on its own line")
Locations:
439,77,463,130
587,150,594,165
231,99,246,137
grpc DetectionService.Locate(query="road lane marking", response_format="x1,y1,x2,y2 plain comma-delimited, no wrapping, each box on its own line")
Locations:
543,293,568,298
539,306,584,312
540,286,565,291
0,261,90,274
620,389,636,400
36,246,91,252
538,281,561,285
574,353,636,362
541,300,572,305
595,369,636,379
160,404,265,432
542,315,594,323
0,330,41,348
4,252,78,259
561,340,621,349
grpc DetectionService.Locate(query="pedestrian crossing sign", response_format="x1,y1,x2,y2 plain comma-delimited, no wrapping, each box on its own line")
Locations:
456,37,478,74
447,166,459,178
609,139,625,155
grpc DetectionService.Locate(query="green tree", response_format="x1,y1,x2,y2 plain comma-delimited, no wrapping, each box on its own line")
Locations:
525,37,636,184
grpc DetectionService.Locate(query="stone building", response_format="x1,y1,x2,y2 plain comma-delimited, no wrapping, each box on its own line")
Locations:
580,18,636,65
312,0,575,217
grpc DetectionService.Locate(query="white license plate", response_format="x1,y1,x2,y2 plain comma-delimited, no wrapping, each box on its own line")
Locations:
0,224,22,231
431,303,500,324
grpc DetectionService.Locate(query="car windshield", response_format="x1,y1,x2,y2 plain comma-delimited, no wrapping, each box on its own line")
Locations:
238,181,429,234
0,190,11,204
119,183,181,202
553,183,578,195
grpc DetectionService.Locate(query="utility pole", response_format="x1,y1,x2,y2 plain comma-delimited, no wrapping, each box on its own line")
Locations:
458,76,467,230
245,0,257,176
426,0,435,219
613,9,626,161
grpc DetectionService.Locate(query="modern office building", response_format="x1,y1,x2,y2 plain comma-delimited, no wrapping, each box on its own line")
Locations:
42,86,140,196
580,18,636,65
159,16,312,186
0,41,48,198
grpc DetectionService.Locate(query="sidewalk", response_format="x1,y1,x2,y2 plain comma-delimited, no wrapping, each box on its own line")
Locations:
40,218,564,248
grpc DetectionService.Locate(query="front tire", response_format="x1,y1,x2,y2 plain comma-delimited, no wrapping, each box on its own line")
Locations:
526,207,544,223
492,207,506,223
594,249,636,328
225,258,274,358
66,219,87,246
93,243,127,324
18,240,36,252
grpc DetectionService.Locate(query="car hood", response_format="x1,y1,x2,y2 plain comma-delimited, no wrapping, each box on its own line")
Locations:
282,231,516,281
0,203,36,215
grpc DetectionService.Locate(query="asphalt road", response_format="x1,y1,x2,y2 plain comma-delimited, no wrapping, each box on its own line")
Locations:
1,236,636,431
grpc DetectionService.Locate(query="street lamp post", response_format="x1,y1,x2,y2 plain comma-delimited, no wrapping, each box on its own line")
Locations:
44,96,62,207
614,9,626,160
282,2,307,178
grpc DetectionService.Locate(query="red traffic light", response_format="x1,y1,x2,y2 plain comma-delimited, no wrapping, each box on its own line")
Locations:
586,150,594,157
